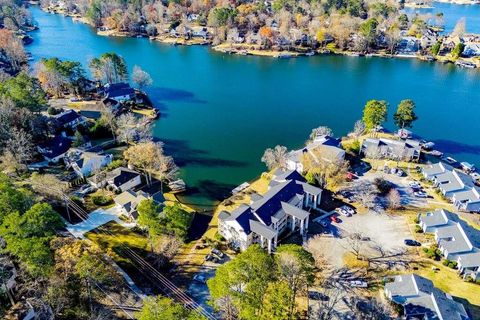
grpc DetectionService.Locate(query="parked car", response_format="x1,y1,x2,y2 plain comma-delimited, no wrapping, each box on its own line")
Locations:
330,215,339,223
193,274,207,283
309,291,330,301
404,239,421,246
350,280,368,288
337,207,351,217
341,205,355,215
396,169,405,177
212,248,224,259
409,181,422,189
205,254,214,262
414,191,428,198
390,168,398,175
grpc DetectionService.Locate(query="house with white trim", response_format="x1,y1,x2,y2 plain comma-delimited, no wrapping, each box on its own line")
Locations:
218,170,322,254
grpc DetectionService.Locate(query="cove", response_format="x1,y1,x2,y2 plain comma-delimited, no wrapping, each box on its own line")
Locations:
27,6,480,209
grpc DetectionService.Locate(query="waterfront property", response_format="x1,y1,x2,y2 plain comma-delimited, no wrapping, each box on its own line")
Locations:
418,209,480,280
384,274,469,320
66,150,113,178
88,167,142,192
114,189,165,220
422,162,480,212
103,82,136,102
360,138,421,161
286,135,345,172
218,170,322,253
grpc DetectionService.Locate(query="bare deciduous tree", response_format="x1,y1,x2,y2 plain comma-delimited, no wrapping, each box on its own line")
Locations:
387,188,402,210
309,126,333,141
132,65,153,90
261,145,288,170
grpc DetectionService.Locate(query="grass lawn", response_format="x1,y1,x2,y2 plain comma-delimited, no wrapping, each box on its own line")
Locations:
85,221,149,268
413,259,480,319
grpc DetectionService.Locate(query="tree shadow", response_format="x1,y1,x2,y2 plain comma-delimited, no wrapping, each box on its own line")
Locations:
187,212,213,241
431,139,480,156
157,138,248,168
186,179,238,203
147,87,206,104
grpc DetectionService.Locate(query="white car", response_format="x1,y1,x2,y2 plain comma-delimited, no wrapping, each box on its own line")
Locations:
414,191,428,198
340,205,355,215
350,280,368,288
337,208,351,217
409,182,422,189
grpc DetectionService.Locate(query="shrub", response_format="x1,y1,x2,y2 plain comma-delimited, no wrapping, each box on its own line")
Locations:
442,259,450,266
374,177,393,195
414,225,423,233
91,193,113,206
425,245,442,260
214,232,225,242
413,217,420,224
47,106,62,115
106,159,124,171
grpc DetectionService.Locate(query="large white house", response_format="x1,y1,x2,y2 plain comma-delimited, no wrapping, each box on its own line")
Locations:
218,170,322,253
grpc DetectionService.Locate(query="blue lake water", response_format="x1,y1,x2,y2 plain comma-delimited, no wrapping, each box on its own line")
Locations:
27,6,480,208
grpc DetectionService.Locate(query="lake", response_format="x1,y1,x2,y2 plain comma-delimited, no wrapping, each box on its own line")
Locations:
27,6,480,209
404,2,480,33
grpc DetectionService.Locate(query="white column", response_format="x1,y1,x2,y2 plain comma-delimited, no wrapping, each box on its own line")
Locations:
267,239,272,254
313,195,317,209
305,216,309,230
291,216,296,231
260,235,264,248
300,218,305,235
274,234,278,247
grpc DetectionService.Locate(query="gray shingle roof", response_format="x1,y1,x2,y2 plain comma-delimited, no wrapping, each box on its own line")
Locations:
419,209,457,228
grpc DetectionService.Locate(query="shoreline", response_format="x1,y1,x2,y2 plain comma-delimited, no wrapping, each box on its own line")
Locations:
32,5,479,68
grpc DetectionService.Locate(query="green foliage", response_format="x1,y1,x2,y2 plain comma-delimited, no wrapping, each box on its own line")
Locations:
135,296,206,320
305,170,316,185
208,244,315,319
106,159,124,170
442,259,458,269
451,42,465,60
360,18,379,45
89,52,128,84
362,99,388,130
0,174,33,220
137,199,161,233
431,41,441,56
47,106,62,115
394,99,417,129
344,139,361,154
423,245,442,260
208,7,237,27
0,201,63,276
0,72,47,111
72,130,85,147
413,217,420,224
414,225,423,233
91,192,113,206
398,14,409,30
40,57,87,94
162,204,193,240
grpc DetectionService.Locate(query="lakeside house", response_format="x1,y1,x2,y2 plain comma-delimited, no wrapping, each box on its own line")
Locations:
218,169,322,254
65,150,113,178
384,274,469,320
418,209,480,280
114,190,165,220
88,167,142,192
422,162,480,212
286,135,345,172
360,138,421,161
52,109,87,130
37,134,72,163
103,82,136,102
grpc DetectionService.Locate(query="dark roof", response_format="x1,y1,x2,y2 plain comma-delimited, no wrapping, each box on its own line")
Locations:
39,135,72,158
55,109,81,126
251,180,304,225
105,82,135,98
274,169,306,182
108,167,141,187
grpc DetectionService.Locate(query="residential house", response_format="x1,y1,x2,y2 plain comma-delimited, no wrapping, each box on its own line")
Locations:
104,82,136,102
397,36,420,54
53,109,87,130
422,162,480,212
463,43,480,57
287,135,345,172
37,134,72,163
114,190,165,220
384,274,469,320
218,170,322,253
419,209,480,280
361,138,421,161
66,150,113,178
88,167,142,192
191,26,209,39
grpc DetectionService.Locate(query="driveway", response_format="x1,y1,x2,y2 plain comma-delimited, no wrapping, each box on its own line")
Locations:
66,206,132,238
